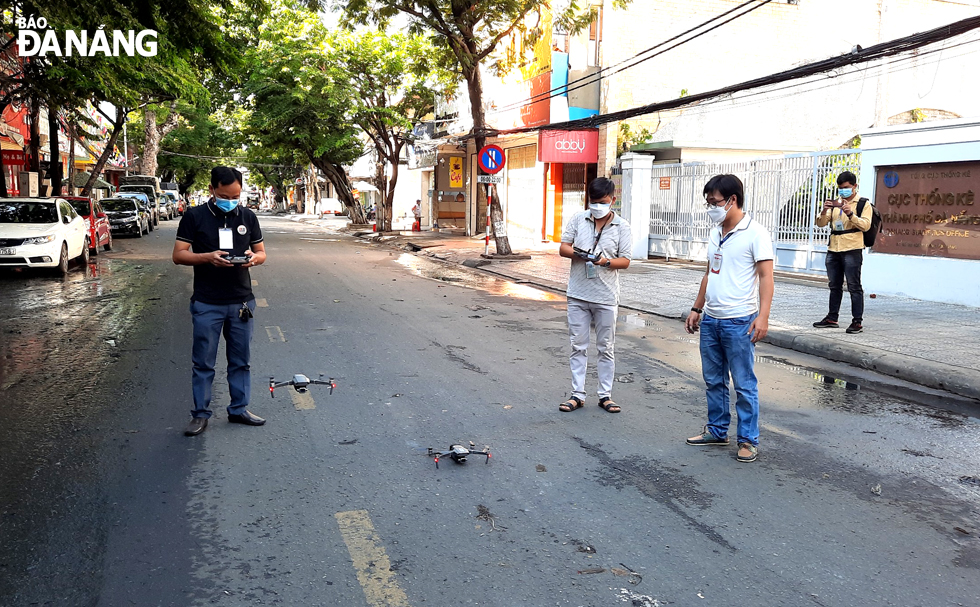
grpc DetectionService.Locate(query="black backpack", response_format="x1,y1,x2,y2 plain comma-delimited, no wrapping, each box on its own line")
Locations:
855,197,882,248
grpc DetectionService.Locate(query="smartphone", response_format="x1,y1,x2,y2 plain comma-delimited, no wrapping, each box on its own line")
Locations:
224,255,249,264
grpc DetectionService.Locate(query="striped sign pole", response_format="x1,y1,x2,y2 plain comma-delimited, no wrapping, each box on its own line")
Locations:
484,184,492,256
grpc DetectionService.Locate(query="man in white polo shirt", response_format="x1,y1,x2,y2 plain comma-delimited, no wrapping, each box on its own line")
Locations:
558,177,633,414
684,174,774,463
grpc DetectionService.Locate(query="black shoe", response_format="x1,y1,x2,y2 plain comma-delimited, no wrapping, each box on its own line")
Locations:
846,322,863,334
686,426,730,446
228,410,266,426
813,317,839,328
185,417,208,436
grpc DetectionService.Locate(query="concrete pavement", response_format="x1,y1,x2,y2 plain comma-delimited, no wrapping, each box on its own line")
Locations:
329,223,980,402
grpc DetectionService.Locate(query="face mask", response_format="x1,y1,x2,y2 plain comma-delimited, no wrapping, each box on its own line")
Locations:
838,188,853,199
589,203,611,219
706,199,732,224
214,197,238,213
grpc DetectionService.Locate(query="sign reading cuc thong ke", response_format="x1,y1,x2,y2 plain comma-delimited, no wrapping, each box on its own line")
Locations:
873,160,979,260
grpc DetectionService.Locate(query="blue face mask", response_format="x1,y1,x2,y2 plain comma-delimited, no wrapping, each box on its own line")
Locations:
838,188,853,199
214,197,238,213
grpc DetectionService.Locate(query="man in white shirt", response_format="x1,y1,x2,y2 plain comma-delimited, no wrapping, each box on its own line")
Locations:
412,200,422,231
558,178,633,414
684,174,774,463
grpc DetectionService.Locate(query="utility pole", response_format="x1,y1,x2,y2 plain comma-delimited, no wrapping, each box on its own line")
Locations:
873,0,891,127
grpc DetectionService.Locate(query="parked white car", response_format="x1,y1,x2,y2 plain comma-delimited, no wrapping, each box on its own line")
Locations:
0,197,90,274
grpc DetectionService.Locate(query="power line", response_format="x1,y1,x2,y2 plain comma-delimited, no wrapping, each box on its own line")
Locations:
490,0,774,116
689,36,980,116
488,13,980,137
159,150,301,169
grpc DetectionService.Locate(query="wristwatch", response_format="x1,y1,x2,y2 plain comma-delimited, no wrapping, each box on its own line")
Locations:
602,259,612,267
691,306,703,314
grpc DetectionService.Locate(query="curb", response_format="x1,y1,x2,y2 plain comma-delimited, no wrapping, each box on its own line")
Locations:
477,260,980,402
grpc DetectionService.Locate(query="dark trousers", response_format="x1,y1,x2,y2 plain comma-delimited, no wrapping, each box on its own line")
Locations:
825,249,864,323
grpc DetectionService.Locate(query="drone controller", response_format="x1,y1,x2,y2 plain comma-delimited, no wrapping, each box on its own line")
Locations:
269,373,336,397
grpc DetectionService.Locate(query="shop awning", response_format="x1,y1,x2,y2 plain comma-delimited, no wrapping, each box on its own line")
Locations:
65,170,113,190
351,180,380,192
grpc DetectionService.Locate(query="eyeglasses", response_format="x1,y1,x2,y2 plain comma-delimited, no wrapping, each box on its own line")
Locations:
703,197,730,209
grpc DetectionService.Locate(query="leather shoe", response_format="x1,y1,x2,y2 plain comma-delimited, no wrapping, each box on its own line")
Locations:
185,417,208,436
228,410,266,426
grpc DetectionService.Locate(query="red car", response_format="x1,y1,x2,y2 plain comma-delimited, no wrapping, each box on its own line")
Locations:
65,196,112,255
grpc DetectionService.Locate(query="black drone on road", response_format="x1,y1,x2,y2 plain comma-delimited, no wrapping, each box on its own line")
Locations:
269,374,336,397
427,442,491,469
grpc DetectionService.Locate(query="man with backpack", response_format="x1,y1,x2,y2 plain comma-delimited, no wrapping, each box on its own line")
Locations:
813,171,874,334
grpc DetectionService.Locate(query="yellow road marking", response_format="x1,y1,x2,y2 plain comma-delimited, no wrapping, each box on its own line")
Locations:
255,298,269,307
290,389,315,410
264,326,286,342
251,279,258,286
335,510,410,607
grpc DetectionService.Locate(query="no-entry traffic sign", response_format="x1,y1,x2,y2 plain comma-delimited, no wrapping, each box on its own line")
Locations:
478,145,505,174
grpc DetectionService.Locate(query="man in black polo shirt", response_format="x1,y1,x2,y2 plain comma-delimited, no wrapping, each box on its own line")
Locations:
173,167,268,436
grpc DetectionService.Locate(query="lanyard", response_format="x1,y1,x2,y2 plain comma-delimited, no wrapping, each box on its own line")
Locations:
718,218,751,247
590,219,609,256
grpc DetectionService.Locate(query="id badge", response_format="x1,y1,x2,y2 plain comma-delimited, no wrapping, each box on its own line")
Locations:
585,261,598,279
218,228,234,249
710,252,723,274
833,220,845,232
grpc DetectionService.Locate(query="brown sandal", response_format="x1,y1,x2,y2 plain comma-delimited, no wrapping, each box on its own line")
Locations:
598,397,621,413
559,396,584,412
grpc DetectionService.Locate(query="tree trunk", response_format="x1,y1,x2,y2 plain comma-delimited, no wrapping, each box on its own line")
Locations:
0,100,7,197
314,157,366,224
384,140,404,233
140,101,178,177
81,110,127,197
307,164,318,215
373,156,388,231
47,103,62,196
465,65,511,255
28,96,40,174
0,143,7,198
67,120,75,196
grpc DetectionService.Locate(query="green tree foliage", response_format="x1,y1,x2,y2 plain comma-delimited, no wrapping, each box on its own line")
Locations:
330,30,453,231
616,122,653,158
153,101,244,196
337,0,631,251
241,6,364,220
0,1,266,195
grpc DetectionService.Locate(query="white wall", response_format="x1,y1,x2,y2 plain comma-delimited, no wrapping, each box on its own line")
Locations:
859,118,980,306
391,165,422,229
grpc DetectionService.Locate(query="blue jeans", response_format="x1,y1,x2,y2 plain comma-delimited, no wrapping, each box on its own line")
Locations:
699,313,760,446
190,299,255,419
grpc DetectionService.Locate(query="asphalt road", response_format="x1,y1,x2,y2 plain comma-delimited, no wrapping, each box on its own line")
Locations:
2,214,979,607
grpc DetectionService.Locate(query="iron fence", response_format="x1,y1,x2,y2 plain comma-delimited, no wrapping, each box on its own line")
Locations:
647,150,861,273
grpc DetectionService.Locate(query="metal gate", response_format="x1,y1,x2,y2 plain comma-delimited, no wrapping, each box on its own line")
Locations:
648,150,861,274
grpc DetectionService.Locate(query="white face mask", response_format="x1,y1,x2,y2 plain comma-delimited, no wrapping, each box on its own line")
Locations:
706,199,732,224
589,203,611,219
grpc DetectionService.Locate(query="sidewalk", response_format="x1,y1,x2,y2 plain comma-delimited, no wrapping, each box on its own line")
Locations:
310,218,980,401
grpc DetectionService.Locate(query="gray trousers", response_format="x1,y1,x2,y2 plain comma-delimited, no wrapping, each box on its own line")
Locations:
567,297,618,400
